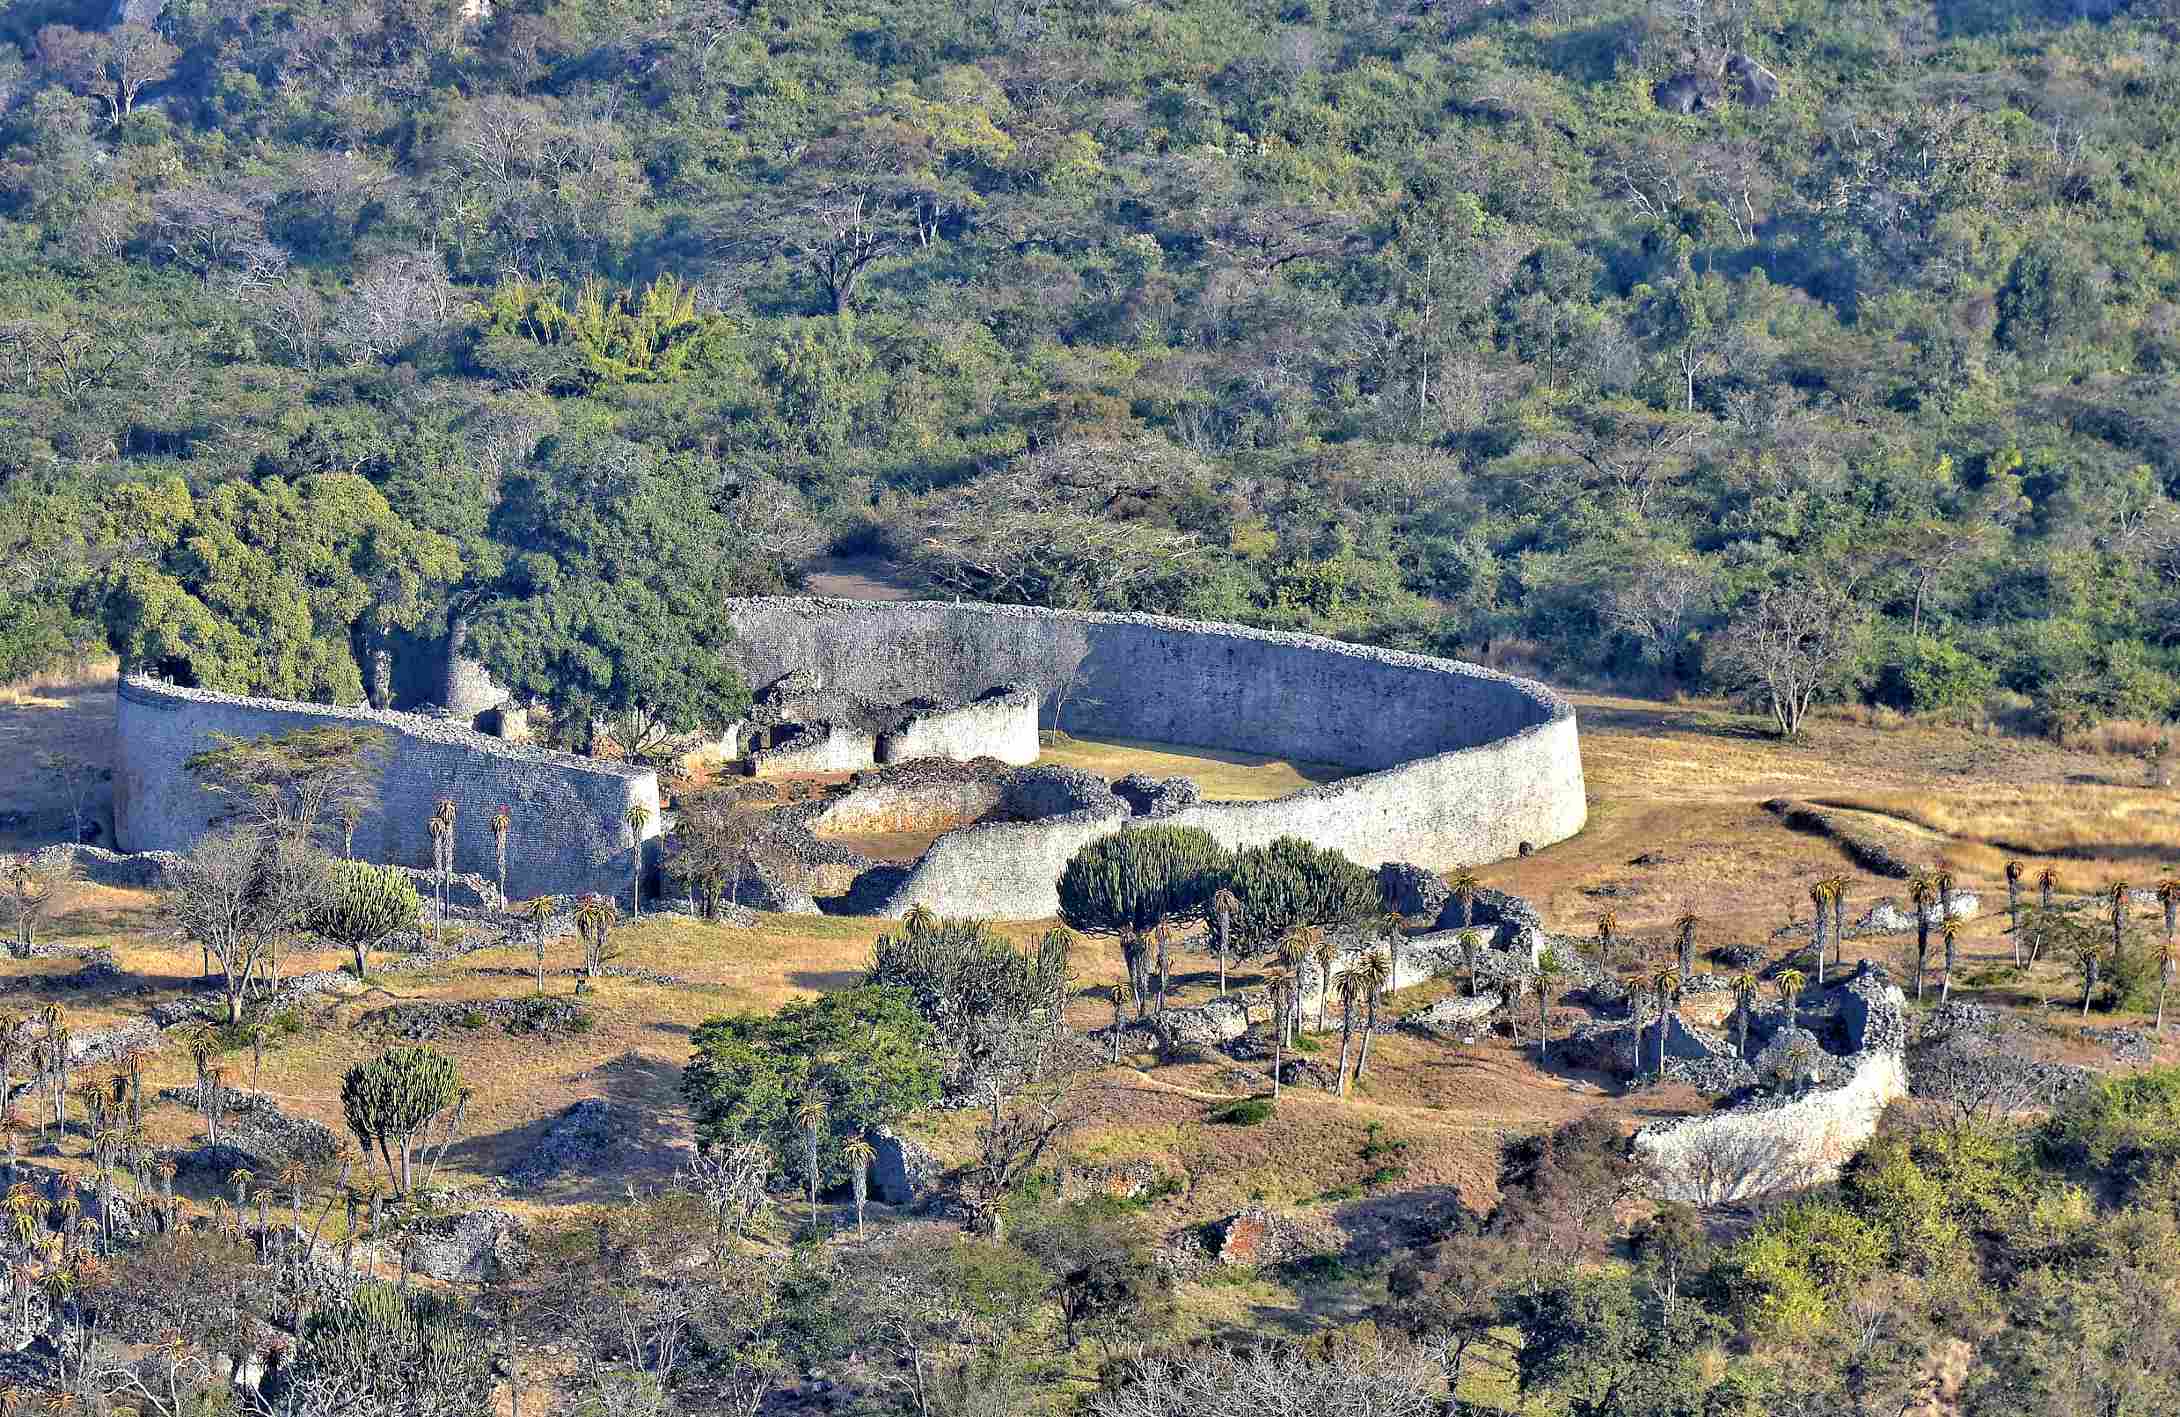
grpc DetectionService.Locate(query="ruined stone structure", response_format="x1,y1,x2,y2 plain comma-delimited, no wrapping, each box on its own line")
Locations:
745,685,1039,776
113,678,659,902
725,597,1587,918
1631,964,1909,1204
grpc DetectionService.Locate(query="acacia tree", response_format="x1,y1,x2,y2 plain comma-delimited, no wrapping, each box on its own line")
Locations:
182,725,387,849
3,854,71,958
34,20,179,129
1708,579,1867,738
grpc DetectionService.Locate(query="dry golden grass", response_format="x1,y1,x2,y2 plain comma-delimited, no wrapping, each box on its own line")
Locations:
1036,733,1350,802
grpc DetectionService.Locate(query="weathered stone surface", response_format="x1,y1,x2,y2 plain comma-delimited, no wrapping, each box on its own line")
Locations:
1112,773,1202,818
407,1208,525,1282
1633,965,1911,1204
1857,893,1981,933
1403,993,1497,1040
1201,1206,1337,1268
114,678,659,904
508,1098,615,1188
869,1127,940,1208
726,598,1586,920
158,1085,342,1167
1378,861,1450,921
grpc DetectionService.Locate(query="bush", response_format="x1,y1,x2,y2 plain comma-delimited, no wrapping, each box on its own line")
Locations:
1869,634,1996,715
1058,827,1228,936
1209,1096,1275,1125
1219,836,1381,954
2039,1067,2180,1196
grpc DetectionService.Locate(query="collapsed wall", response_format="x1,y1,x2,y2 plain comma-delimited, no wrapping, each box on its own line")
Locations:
726,598,1587,918
747,689,1041,776
113,678,659,902
1632,965,1909,1204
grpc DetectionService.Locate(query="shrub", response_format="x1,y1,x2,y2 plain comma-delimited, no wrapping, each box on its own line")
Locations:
2039,1067,2180,1197
1219,836,1381,954
1209,1096,1275,1125
1057,826,1228,936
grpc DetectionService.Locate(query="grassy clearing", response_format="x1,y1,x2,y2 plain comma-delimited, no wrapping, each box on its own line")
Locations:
1036,732,1351,801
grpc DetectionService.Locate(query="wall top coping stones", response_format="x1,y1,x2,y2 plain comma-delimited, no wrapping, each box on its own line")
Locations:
118,676,653,783
727,595,1576,725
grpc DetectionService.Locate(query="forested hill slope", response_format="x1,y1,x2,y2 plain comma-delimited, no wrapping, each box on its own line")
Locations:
5,0,2180,741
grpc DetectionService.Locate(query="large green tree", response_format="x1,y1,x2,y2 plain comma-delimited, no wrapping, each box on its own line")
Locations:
682,985,941,1191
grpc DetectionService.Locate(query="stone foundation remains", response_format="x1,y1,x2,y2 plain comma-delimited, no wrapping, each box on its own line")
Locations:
725,597,1586,918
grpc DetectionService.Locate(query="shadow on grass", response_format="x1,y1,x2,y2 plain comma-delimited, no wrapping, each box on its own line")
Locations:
786,968,863,991
446,1050,691,1205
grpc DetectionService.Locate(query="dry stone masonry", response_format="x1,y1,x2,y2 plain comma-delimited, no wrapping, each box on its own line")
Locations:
725,597,1587,919
114,677,660,903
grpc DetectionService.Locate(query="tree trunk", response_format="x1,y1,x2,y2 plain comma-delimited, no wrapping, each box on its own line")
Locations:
1336,999,1353,1097
1357,996,1378,1078
1942,933,1955,1004
1914,922,1929,1003
1216,911,1229,996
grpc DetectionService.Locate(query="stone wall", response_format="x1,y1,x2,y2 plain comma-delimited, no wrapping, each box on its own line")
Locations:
751,722,879,775
113,678,659,903
726,598,1587,919
1632,967,1910,1204
878,689,1039,767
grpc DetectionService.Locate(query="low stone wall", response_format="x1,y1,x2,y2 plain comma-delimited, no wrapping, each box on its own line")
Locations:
751,722,879,775
879,689,1039,767
1633,1049,1908,1204
728,599,1586,920
113,678,659,903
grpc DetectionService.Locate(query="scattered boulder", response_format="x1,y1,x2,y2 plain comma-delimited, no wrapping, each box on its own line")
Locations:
1403,994,1497,1041
1062,1160,1163,1202
1855,892,1980,934
1653,71,1720,115
508,1099,616,1189
68,1018,159,1067
1201,1206,1337,1268
869,1127,941,1208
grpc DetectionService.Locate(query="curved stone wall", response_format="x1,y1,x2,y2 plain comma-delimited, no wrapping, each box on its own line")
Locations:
726,598,1587,918
113,678,659,903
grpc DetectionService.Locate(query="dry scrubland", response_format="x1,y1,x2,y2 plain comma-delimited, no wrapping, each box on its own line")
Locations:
5,676,2178,1332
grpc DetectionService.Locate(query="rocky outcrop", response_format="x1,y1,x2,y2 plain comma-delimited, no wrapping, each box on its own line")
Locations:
1111,773,1202,818
405,1208,526,1282
158,1084,342,1167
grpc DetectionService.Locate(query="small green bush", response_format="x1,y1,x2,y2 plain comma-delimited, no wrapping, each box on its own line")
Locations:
1210,1096,1276,1125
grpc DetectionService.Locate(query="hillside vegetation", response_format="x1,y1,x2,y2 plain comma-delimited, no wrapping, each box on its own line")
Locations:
7,0,2180,742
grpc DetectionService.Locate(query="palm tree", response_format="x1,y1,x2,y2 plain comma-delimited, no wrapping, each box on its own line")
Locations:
2070,932,2101,1019
425,811,449,950
1774,968,1806,1016
903,903,937,936
526,896,555,992
1595,909,1618,966
625,802,652,916
1448,870,1481,931
1311,933,1338,1034
1534,950,1566,1061
1730,972,1758,1058
1334,968,1363,1097
1938,916,1962,1004
840,1137,874,1236
1907,871,1939,1004
2037,866,2059,914
1649,969,1679,1078
2157,876,2180,959
1210,887,1240,997
1276,929,1312,1046
1107,985,1126,1064
1377,910,1407,999
2155,934,2175,1038
490,806,512,916
2108,880,2132,967
1460,929,1484,998
1354,951,1393,1079
431,797,457,943
2004,860,2025,946
1825,873,1852,976
1809,879,1833,985
1265,966,1291,1100
1673,912,1699,984
795,1093,826,1240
